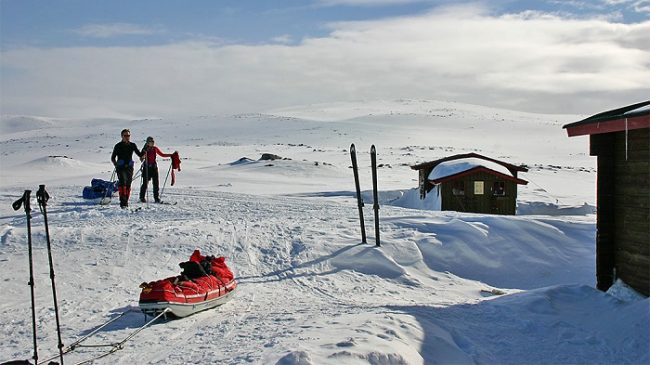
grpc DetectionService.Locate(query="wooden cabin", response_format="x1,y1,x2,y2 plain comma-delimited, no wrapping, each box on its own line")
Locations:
563,101,650,296
411,153,528,215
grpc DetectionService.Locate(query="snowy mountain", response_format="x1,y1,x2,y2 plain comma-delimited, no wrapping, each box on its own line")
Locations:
0,99,647,365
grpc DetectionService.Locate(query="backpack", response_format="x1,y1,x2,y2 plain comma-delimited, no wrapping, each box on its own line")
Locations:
82,179,118,199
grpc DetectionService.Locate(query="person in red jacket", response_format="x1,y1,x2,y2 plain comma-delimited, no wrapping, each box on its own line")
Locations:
139,136,176,203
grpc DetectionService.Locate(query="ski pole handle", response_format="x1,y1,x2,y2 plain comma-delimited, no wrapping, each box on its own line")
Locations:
12,190,31,212
36,184,50,206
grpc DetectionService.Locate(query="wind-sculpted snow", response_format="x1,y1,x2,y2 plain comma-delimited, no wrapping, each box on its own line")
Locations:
383,214,596,289
391,285,649,365
1,186,643,364
0,115,54,133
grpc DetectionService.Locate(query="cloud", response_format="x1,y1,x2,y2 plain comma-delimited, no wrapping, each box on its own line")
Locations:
602,0,634,4
601,0,650,13
316,0,430,6
2,5,649,118
271,34,294,44
72,23,162,38
633,0,650,12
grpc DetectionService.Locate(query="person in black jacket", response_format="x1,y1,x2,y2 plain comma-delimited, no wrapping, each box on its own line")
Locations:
111,129,144,208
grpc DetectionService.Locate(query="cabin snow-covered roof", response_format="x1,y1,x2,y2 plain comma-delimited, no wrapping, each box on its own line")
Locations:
428,158,513,181
411,152,527,174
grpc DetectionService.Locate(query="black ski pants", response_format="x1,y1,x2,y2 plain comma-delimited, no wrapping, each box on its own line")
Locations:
116,165,134,189
140,164,160,201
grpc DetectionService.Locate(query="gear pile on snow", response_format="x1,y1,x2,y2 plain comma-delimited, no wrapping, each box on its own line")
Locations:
138,250,237,318
82,178,118,199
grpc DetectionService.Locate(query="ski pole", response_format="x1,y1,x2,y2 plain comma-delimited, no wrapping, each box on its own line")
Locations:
160,161,172,200
141,145,149,206
12,190,38,364
133,164,142,180
145,147,150,204
100,168,116,205
36,185,65,365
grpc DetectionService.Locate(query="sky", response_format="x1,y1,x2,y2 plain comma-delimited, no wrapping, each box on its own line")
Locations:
1,0,649,118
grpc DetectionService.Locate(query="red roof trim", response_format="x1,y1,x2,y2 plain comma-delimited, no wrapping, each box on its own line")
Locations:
430,166,528,185
565,114,650,137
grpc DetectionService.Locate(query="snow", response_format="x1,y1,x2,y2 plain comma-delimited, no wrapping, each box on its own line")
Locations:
624,104,650,114
428,157,514,181
0,99,647,365
392,187,441,211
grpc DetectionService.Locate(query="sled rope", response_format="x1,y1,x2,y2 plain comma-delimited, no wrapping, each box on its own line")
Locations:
37,310,132,365
72,308,170,365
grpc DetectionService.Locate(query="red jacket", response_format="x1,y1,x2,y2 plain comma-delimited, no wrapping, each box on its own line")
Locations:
171,152,181,185
143,146,172,165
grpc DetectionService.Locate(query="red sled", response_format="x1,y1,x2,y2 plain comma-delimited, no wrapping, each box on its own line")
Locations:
139,250,237,318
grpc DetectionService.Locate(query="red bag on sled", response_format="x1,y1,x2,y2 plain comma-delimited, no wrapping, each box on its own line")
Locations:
139,250,237,318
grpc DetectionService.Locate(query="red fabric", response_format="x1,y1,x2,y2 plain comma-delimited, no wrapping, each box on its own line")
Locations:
118,186,131,198
171,152,181,186
188,249,234,281
189,249,204,263
139,250,235,304
144,146,172,164
210,256,234,281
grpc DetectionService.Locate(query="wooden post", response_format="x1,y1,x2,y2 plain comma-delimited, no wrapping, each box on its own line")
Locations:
591,133,616,291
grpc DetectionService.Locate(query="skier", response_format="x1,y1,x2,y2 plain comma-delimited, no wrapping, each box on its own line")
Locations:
111,129,144,208
139,136,176,203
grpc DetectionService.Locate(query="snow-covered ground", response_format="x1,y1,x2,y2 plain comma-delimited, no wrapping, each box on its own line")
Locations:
0,99,647,365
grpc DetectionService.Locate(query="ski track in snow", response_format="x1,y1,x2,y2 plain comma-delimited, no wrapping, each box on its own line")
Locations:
0,183,645,365
0,187,406,363
0,186,485,364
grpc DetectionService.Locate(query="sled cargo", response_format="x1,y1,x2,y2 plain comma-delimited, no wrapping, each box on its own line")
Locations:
82,178,118,199
138,250,237,318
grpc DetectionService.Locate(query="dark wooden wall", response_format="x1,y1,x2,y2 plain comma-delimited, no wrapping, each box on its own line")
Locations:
438,171,518,215
591,128,650,296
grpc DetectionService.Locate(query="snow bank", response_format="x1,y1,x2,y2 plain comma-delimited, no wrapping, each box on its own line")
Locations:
398,284,649,364
391,187,441,211
0,115,53,133
23,155,85,169
387,214,596,289
517,201,596,216
607,279,648,302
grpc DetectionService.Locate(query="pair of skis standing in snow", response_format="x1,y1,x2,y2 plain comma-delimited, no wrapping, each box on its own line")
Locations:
110,129,178,208
350,144,381,247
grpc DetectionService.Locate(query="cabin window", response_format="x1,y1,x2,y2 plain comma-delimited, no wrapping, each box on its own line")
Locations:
474,181,484,195
452,181,465,196
493,181,505,196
